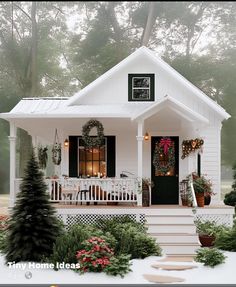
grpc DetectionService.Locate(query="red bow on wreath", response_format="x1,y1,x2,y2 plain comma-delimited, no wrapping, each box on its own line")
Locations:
160,138,171,155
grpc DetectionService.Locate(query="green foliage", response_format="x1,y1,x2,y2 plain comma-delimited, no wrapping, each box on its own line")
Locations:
192,175,213,194
4,152,62,262
195,220,226,236
214,221,236,251
224,163,236,206
0,215,8,251
96,218,162,259
195,248,226,267
104,254,132,278
50,224,116,267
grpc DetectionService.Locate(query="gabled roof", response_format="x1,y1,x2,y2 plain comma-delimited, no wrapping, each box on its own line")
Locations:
67,46,230,120
132,95,209,124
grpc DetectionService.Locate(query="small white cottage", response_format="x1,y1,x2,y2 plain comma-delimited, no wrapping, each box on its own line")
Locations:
1,46,230,206
2,46,235,255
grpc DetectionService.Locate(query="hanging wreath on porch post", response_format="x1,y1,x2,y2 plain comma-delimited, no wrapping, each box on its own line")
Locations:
82,119,104,148
52,129,61,165
153,137,175,174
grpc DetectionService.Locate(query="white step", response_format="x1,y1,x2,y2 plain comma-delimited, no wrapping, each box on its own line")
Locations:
152,233,199,244
159,243,200,255
143,208,194,216
147,224,196,234
145,215,194,225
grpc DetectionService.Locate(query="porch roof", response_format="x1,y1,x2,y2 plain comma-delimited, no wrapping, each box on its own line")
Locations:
132,95,209,124
0,98,152,120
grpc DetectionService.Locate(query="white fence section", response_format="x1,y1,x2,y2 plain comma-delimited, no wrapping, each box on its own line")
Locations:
15,178,138,205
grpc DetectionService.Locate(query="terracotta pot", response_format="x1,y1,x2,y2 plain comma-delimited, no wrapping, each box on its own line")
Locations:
199,234,216,247
195,193,205,207
204,195,211,205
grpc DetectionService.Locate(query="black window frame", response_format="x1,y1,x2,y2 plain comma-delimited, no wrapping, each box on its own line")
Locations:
128,73,155,102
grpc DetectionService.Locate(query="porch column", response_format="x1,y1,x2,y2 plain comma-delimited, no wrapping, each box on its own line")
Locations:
8,122,17,208
136,121,144,206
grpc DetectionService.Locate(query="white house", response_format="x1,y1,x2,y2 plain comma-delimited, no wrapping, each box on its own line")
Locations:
1,46,234,255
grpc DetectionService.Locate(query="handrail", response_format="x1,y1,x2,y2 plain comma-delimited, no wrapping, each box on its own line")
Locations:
189,174,197,207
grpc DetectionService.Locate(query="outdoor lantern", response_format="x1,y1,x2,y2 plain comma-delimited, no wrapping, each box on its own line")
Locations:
64,138,69,147
144,132,149,141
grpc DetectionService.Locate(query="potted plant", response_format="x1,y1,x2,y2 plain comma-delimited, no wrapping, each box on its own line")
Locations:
195,219,224,247
192,174,213,207
142,178,154,207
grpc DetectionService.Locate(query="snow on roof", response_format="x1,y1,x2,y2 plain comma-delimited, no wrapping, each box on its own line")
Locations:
67,46,230,120
9,97,68,114
1,100,152,119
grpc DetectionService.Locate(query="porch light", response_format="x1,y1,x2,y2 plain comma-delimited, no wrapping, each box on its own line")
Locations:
64,138,69,147
144,132,149,141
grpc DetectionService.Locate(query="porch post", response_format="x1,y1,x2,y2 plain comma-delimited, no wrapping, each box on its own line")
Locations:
136,121,144,206
8,122,17,208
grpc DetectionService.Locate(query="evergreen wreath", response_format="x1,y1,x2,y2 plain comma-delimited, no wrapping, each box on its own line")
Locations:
153,138,175,174
82,119,104,148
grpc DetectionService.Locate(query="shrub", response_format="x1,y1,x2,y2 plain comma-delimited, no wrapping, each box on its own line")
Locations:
76,236,131,277
0,215,9,252
76,237,114,273
96,219,161,259
224,162,236,207
104,254,131,277
214,221,236,251
50,224,116,267
195,220,226,236
195,248,226,267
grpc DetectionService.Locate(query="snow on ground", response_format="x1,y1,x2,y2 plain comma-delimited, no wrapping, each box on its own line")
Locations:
0,252,236,284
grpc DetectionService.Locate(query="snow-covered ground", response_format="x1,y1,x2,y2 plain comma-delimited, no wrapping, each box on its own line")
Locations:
0,252,236,284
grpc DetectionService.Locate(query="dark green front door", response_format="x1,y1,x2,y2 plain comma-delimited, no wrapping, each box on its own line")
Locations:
151,136,179,204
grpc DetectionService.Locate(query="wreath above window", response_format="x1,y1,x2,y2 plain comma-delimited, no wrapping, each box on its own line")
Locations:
82,119,104,148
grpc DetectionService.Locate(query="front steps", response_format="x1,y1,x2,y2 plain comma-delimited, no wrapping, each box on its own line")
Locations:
145,209,200,256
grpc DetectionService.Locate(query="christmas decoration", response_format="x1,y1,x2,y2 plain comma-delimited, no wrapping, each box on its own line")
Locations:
37,145,48,169
181,138,204,159
82,119,104,148
4,152,62,262
52,129,61,165
153,137,175,174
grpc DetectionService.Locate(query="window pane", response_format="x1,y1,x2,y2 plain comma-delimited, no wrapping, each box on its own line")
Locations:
133,89,150,100
85,148,93,160
100,146,105,160
133,77,150,88
100,161,106,177
93,148,100,160
79,162,85,177
86,161,93,176
93,162,99,176
79,147,85,161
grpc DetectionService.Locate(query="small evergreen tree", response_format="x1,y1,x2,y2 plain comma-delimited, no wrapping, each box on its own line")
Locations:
224,163,236,207
5,152,62,262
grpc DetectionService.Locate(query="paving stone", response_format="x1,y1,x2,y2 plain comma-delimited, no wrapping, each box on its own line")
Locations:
152,264,197,271
157,256,195,262
143,274,185,283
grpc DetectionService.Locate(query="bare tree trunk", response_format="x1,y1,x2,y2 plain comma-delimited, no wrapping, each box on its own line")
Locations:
30,1,38,96
141,2,157,46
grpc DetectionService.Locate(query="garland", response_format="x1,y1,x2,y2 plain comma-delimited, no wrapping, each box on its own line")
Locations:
153,137,175,174
182,138,204,159
82,119,104,148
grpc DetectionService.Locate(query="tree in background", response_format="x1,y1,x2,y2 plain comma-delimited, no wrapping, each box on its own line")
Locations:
224,163,236,207
4,151,62,262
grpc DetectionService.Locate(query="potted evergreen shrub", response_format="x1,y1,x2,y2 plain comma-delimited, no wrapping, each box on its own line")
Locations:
195,219,224,247
192,174,213,207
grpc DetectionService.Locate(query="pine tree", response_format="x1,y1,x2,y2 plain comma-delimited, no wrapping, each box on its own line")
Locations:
5,152,62,262
224,163,236,207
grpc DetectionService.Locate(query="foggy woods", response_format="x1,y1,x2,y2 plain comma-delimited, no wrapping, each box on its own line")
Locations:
0,2,235,193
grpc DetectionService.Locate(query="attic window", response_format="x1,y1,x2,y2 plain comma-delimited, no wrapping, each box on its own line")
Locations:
128,74,155,101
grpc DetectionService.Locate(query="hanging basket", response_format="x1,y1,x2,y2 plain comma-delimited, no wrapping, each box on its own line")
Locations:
52,129,61,165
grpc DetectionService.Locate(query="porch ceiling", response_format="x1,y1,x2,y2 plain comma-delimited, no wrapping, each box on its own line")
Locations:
132,95,209,125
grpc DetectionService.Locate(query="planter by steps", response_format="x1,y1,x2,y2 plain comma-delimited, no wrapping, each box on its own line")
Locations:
199,234,215,247
195,193,205,207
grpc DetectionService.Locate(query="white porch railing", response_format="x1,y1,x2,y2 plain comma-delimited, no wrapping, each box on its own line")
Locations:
15,178,138,205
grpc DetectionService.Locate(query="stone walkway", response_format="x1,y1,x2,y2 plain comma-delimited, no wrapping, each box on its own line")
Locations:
143,256,197,284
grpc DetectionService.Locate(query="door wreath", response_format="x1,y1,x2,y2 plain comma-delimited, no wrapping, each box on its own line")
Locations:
52,129,61,165
82,119,104,148
153,137,175,174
